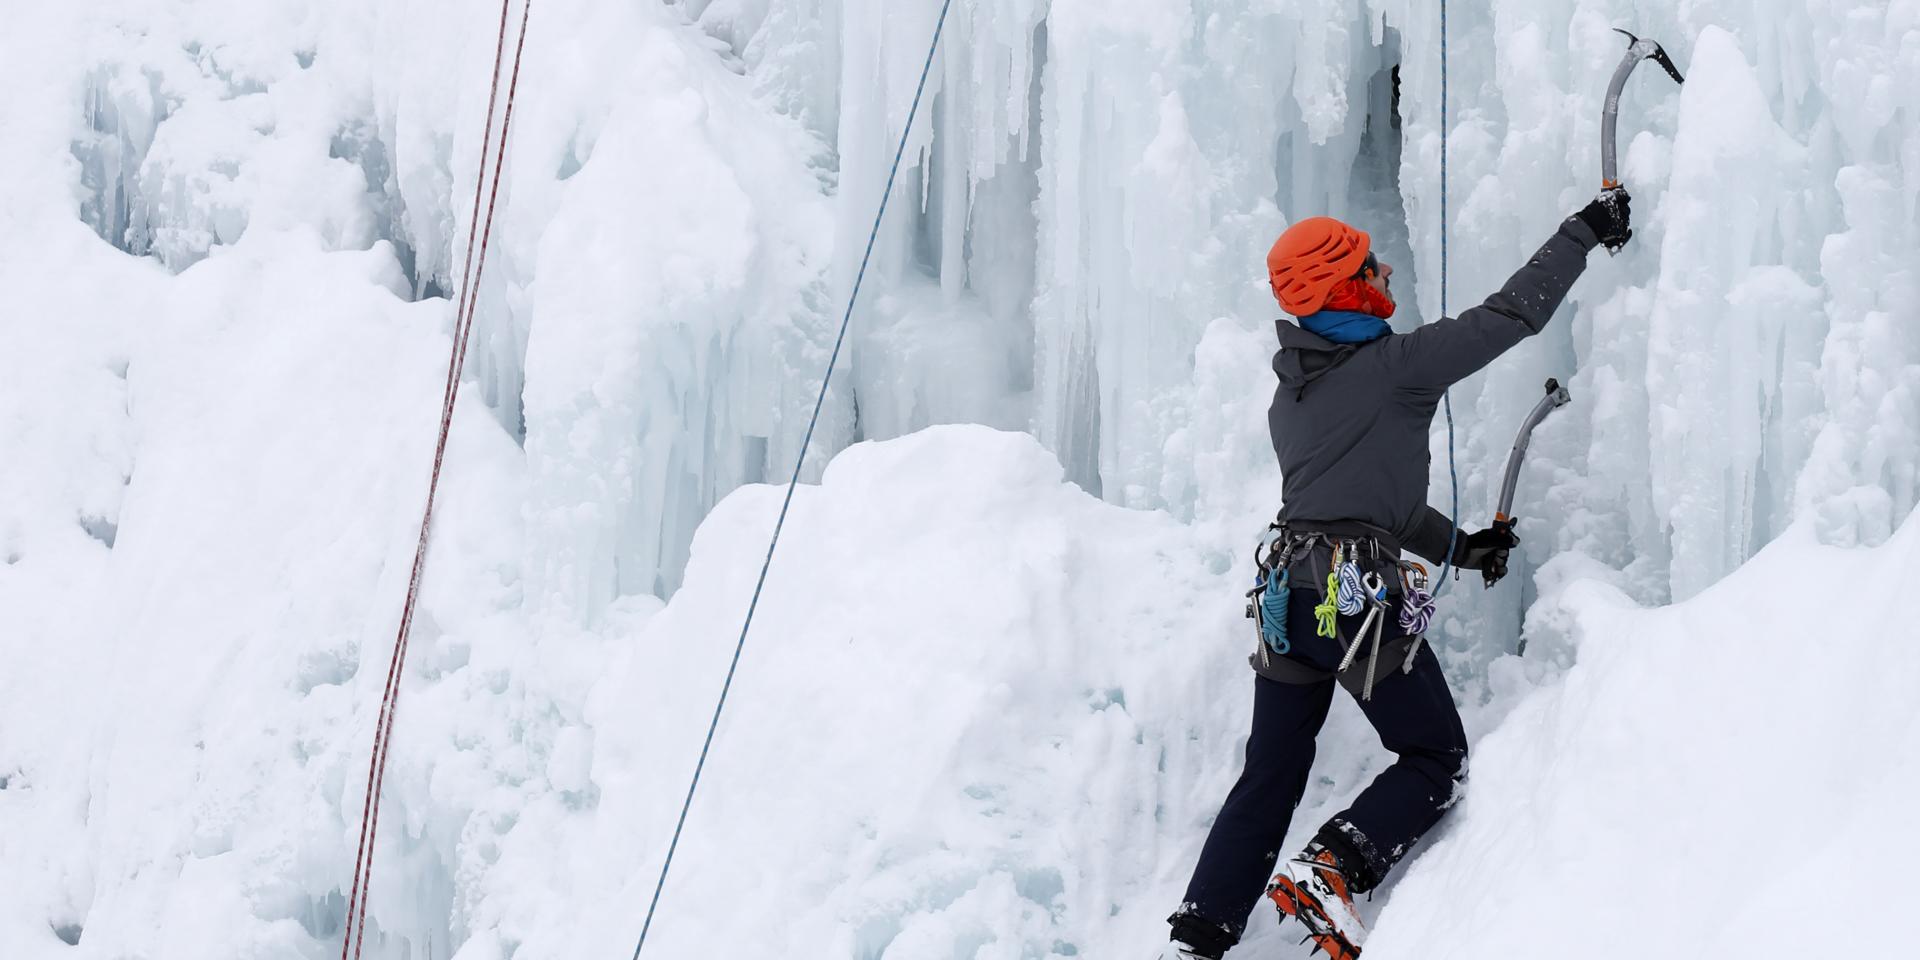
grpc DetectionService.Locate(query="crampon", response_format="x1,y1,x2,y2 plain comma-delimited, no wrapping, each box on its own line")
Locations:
1266,848,1366,959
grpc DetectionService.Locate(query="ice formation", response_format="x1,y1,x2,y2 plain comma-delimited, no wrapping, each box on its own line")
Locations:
2,0,1916,957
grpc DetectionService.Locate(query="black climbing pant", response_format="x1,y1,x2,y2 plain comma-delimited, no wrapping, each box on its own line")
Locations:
1173,588,1468,947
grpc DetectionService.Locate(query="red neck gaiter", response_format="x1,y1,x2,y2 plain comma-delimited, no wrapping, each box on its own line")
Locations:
1320,278,1397,319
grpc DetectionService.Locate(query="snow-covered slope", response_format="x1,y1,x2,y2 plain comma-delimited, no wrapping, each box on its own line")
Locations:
1368,517,1920,957
3,0,1918,958
14,421,1910,957
455,428,1920,960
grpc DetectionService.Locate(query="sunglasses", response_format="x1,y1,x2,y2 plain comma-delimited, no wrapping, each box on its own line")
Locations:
1355,252,1380,280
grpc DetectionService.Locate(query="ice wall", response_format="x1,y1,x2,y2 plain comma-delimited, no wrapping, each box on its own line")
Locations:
507,2,835,610
1381,1,1920,618
59,0,843,609
36,0,1920,618
740,0,1918,633
737,0,1415,503
699,0,1918,684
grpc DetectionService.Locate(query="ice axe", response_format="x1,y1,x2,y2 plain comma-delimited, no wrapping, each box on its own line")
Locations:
1485,378,1572,588
1598,28,1686,254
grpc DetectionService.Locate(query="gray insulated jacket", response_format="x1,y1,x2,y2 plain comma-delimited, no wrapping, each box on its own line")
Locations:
1268,216,1601,566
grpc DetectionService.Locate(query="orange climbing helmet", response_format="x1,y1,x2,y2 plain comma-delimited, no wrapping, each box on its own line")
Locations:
1267,217,1373,316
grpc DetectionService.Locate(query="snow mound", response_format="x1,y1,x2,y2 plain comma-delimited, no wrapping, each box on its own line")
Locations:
1365,515,1920,958
472,425,1920,959
522,424,1265,957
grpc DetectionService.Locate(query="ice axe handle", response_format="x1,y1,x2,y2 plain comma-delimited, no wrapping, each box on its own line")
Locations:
1493,378,1573,526
1600,29,1685,255
1600,33,1655,194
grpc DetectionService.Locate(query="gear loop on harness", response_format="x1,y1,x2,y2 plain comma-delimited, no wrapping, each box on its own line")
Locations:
1248,521,1422,698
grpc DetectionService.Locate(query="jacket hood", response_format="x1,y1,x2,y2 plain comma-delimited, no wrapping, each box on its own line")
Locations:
1272,318,1358,393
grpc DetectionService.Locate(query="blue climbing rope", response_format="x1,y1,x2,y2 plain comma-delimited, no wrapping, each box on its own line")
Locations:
1433,0,1462,598
625,3,956,956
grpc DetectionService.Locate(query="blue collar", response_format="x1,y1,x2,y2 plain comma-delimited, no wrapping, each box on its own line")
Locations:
1299,310,1392,344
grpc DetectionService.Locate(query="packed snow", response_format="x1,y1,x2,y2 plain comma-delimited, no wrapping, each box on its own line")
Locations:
2,0,1916,958
1365,514,1920,957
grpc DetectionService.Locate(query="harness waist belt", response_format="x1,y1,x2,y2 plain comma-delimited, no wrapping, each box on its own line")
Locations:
1278,517,1405,558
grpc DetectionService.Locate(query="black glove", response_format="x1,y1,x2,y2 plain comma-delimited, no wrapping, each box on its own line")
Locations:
1575,187,1633,251
1452,522,1520,587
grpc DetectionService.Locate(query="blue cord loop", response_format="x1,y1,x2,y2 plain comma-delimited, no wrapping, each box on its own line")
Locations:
1258,568,1292,654
627,3,957,956
1250,529,1297,655
1433,0,1461,598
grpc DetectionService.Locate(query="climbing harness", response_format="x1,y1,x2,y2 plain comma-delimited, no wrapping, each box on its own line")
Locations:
338,3,530,959
1244,519,1438,700
626,3,956,958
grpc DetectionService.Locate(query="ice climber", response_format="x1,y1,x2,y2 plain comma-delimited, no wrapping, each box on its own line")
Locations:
1162,190,1634,960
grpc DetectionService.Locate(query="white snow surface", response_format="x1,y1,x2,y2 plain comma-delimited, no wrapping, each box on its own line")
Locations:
1366,514,1920,958
2,0,1917,958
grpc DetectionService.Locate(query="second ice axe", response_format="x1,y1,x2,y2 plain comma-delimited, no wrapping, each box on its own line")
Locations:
1486,378,1573,585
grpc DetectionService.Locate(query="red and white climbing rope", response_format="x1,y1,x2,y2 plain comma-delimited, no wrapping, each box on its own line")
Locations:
339,3,532,957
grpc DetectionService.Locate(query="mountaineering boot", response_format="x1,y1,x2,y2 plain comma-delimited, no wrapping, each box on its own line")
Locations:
1267,843,1367,959
1164,909,1233,960
1152,942,1216,960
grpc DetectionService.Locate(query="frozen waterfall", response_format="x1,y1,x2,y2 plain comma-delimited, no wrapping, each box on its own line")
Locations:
2,0,1917,958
